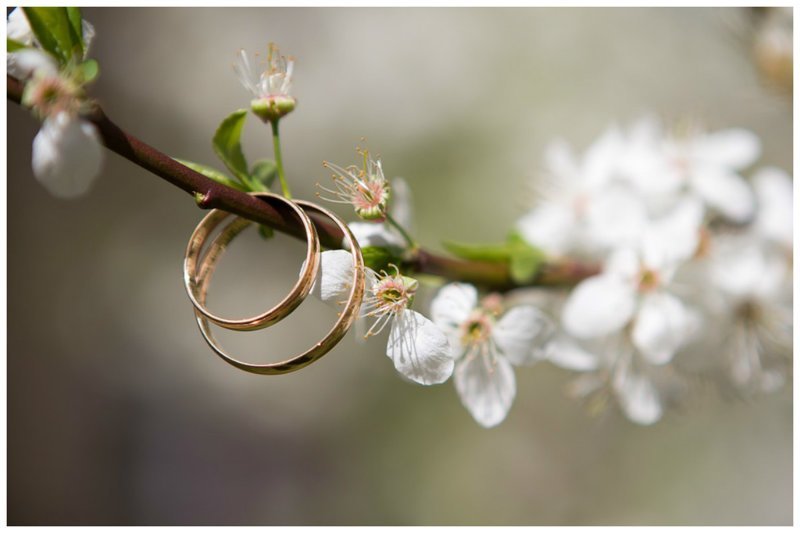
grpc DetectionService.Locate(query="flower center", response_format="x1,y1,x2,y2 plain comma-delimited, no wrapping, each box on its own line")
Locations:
461,311,493,346
353,179,389,216
26,76,80,117
373,274,417,315
480,293,504,317
738,300,762,323
638,268,660,292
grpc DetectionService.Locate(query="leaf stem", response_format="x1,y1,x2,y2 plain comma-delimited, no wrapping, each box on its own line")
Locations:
385,212,417,251
270,119,291,199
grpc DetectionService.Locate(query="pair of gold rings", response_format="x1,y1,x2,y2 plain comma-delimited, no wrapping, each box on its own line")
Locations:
183,193,366,374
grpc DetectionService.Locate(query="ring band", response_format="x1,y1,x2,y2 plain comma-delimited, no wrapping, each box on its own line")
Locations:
183,192,320,331
193,200,366,375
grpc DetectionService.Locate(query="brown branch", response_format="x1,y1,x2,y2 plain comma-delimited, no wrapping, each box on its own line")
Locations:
8,74,599,289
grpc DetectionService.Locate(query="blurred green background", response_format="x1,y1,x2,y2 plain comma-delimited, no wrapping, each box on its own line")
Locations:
7,7,792,525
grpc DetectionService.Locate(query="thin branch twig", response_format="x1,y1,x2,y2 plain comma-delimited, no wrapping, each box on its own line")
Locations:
7,74,599,289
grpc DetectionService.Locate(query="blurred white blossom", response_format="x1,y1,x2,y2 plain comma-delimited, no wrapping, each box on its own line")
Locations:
31,111,103,198
430,283,553,427
8,9,103,198
562,198,703,365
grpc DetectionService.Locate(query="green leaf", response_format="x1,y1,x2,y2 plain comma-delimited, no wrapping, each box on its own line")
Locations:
444,232,546,283
174,158,247,191
77,59,99,84
22,7,82,64
442,240,511,262
250,159,278,191
362,246,402,273
212,109,251,185
7,38,29,53
507,231,546,284
65,7,84,56
509,246,546,284
257,225,275,240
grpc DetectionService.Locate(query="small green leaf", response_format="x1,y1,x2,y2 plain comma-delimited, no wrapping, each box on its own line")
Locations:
22,7,82,64
442,240,511,262
77,59,99,84
174,158,247,191
509,246,546,284
362,246,402,273
7,38,29,53
257,225,275,240
65,7,84,56
507,231,546,284
250,159,278,191
212,109,251,185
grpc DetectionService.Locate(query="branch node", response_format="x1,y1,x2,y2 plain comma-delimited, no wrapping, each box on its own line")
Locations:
194,190,214,209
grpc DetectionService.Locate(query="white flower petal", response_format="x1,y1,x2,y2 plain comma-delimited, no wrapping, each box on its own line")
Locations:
753,166,793,248
8,48,58,79
614,373,663,425
516,204,576,256
585,186,648,250
694,128,761,170
582,125,624,187
543,138,580,181
632,292,694,365
7,8,33,45
348,221,404,249
562,275,637,338
32,113,103,198
454,348,516,427
492,305,553,366
232,49,258,96
546,337,599,371
711,240,786,301
641,196,704,270
690,165,755,223
81,19,96,56
752,249,789,300
309,250,357,306
604,248,640,281
389,177,414,231
386,310,454,385
430,282,477,331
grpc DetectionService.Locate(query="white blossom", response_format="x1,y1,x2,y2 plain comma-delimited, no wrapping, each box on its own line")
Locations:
31,111,103,198
550,336,667,425
348,177,413,249
619,118,760,222
707,238,791,393
233,43,296,121
311,251,453,386
431,283,553,427
517,126,640,257
752,166,793,250
562,198,703,365
319,151,391,221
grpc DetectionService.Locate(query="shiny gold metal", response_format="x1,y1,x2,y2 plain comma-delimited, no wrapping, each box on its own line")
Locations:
193,200,366,375
183,192,321,331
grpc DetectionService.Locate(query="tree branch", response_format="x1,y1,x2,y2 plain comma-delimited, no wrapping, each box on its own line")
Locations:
8,74,599,289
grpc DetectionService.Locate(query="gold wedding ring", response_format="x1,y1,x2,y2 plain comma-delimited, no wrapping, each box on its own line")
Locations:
184,192,320,331
185,196,366,375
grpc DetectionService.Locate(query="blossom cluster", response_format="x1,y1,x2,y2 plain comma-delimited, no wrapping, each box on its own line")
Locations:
7,8,103,198
518,118,792,424
317,118,791,427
